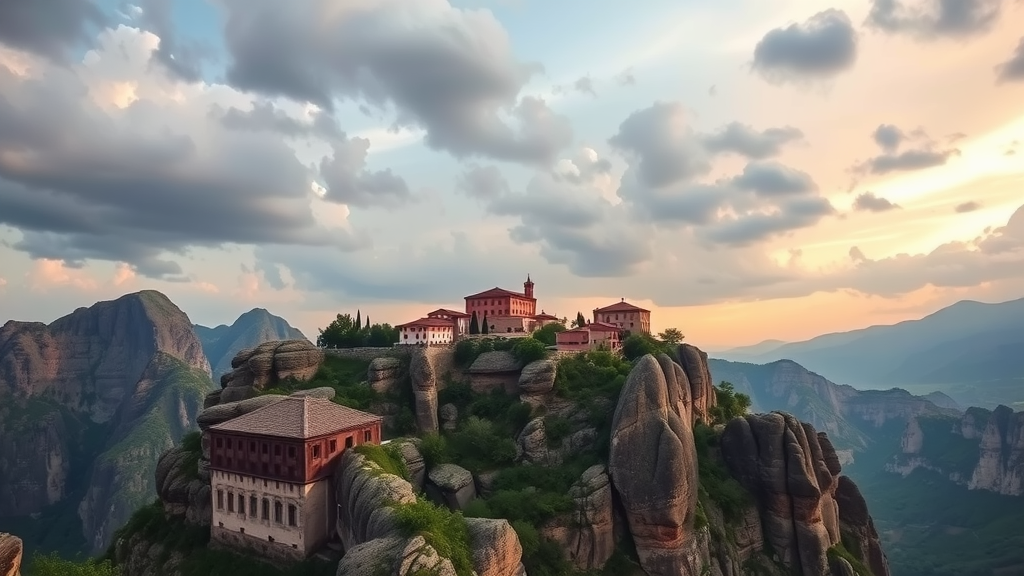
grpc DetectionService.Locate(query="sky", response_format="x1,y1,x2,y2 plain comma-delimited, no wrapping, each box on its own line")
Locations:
0,0,1023,350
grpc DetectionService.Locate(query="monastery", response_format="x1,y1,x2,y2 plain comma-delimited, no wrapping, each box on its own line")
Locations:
395,276,652,352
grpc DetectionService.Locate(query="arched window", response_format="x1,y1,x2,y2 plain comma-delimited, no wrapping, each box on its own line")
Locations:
288,504,297,527
274,501,283,523
261,498,270,520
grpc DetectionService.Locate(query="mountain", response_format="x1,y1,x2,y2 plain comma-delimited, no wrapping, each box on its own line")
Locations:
709,357,1024,575
712,338,787,357
194,308,307,381
0,290,215,556
717,297,1024,409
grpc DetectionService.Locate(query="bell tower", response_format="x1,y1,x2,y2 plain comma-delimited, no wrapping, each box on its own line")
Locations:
524,274,534,299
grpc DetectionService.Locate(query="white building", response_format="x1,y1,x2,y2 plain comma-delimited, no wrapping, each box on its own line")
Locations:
395,317,456,345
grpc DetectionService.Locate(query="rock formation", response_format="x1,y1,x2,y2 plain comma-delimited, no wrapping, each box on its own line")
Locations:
466,351,521,394
0,533,21,576
193,308,308,380
215,339,324,403
540,464,615,570
368,357,404,395
968,405,1024,495
834,476,890,576
0,290,213,554
608,353,702,575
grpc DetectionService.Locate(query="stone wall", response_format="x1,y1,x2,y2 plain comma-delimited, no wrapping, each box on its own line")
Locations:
323,347,412,362
211,525,305,566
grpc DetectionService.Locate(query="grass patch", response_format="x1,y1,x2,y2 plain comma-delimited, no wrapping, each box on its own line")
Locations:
392,499,474,576
262,355,375,409
827,543,872,576
354,443,410,481
431,383,533,472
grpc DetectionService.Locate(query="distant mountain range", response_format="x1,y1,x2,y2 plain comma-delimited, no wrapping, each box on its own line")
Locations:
714,297,1024,409
194,308,307,381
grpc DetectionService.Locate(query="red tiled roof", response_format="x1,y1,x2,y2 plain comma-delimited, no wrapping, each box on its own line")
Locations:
557,327,590,336
210,396,381,439
587,322,621,332
533,312,559,320
594,300,650,314
426,308,471,318
397,317,455,329
464,287,534,300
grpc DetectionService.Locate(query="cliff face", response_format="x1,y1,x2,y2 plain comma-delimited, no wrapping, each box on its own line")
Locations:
889,405,1024,496
0,533,21,576
0,291,214,554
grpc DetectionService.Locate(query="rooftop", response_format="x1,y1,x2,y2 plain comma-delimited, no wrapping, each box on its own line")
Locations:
210,396,381,439
397,317,456,329
426,308,471,318
587,322,621,332
464,287,534,300
594,299,650,314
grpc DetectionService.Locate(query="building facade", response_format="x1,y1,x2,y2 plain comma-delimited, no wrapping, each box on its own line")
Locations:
464,276,561,334
593,299,651,335
426,308,471,335
395,317,457,345
208,397,382,560
555,322,622,352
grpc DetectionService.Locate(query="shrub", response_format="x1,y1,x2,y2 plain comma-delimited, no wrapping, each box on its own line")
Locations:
438,380,474,409
693,423,751,522
30,552,117,576
419,433,453,468
512,337,548,364
552,352,632,402
531,323,565,346
621,334,670,361
180,430,202,480
447,416,517,471
354,443,409,481
708,381,752,425
510,520,540,557
462,498,494,519
392,499,474,576
543,415,571,447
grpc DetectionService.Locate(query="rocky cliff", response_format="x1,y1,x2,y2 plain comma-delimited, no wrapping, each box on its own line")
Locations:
0,290,214,554
194,308,308,381
107,339,889,576
0,533,21,576
888,404,1024,496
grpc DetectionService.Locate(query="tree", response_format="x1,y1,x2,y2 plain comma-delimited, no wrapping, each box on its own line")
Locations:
481,313,489,334
470,311,480,335
573,312,587,328
709,381,752,424
30,553,116,576
532,322,565,346
621,333,668,361
365,315,370,330
512,337,548,364
318,312,398,348
355,309,361,329
658,327,685,345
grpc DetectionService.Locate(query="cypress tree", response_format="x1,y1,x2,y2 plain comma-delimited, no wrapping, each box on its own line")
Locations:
481,313,489,334
355,310,361,329
470,311,480,334
365,316,370,330
575,311,586,328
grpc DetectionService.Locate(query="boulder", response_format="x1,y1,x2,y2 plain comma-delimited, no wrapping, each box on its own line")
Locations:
541,465,615,570
335,451,417,551
440,403,459,431
608,353,700,576
834,476,891,576
676,344,717,425
154,446,211,526
426,464,478,511
466,517,526,576
395,439,427,492
518,359,556,396
219,339,324,402
0,533,22,576
368,357,404,395
336,536,457,576
467,351,521,373
409,349,440,434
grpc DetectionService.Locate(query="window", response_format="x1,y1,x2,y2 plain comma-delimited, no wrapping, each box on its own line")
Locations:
288,504,297,527
312,444,321,459
288,446,296,458
250,441,256,452
262,498,270,520
215,438,223,448
237,494,244,515
227,492,234,512
329,439,337,453
249,495,257,516
262,443,268,455
345,436,353,449
274,445,282,456
274,501,283,524
364,430,372,442
216,490,224,510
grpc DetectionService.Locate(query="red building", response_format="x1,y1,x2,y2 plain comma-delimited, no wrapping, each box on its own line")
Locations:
464,275,537,319
555,321,622,351
208,396,382,559
593,299,651,335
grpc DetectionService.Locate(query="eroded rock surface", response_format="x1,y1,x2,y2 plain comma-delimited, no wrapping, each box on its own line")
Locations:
834,476,891,576
0,533,22,576
426,463,477,510
541,464,615,570
368,357,404,395
219,339,324,403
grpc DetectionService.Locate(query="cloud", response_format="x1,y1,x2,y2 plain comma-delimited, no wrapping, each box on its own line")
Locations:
554,148,612,185
616,67,636,86
853,191,902,212
573,76,597,97
215,0,572,166
0,26,369,279
0,0,107,62
25,259,99,291
996,37,1024,83
318,137,412,209
607,102,835,246
954,200,982,213
853,124,960,175
701,122,804,159
866,0,1004,39
137,0,208,82
751,9,858,84
456,165,511,200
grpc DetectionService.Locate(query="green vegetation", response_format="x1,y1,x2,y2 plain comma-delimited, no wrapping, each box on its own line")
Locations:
512,337,549,364
102,501,334,576
180,431,202,480
855,468,1024,576
452,337,517,368
28,552,117,576
620,334,671,361
693,423,751,523
316,312,398,348
708,381,752,426
354,443,410,481
571,312,587,328
656,328,685,345
826,543,871,576
392,499,474,576
552,351,632,403
914,415,981,477
543,415,572,446
531,322,566,346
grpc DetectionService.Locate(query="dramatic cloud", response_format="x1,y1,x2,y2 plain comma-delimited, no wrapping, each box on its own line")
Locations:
215,0,572,166
0,0,107,62
996,37,1024,83
318,138,412,209
853,192,902,212
702,122,804,159
608,102,835,246
854,124,960,175
866,0,1004,39
456,165,510,200
752,9,858,84
955,200,982,213
138,0,208,82
0,26,368,278
554,148,612,185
